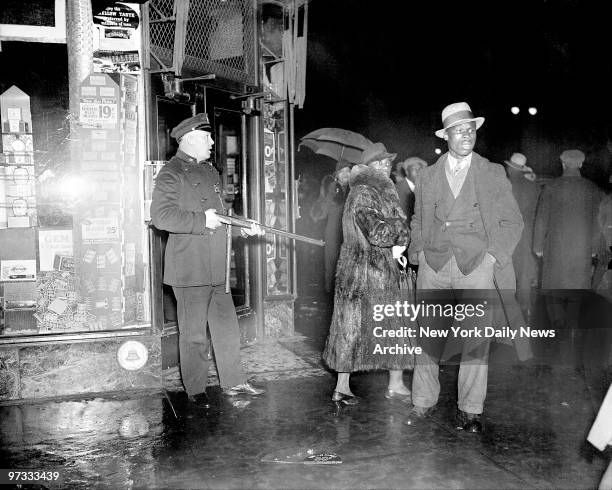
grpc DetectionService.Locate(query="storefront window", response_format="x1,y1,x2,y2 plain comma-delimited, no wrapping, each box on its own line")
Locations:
0,41,148,337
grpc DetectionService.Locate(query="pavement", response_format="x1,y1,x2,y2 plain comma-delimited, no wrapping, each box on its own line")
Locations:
0,291,610,489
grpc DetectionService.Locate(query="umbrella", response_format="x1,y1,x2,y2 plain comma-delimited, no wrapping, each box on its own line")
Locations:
299,128,372,164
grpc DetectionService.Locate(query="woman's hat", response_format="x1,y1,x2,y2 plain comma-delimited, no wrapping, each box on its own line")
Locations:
435,102,485,139
360,142,397,165
504,152,533,173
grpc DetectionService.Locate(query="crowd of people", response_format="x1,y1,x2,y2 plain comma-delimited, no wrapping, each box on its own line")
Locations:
152,105,611,488
308,101,611,483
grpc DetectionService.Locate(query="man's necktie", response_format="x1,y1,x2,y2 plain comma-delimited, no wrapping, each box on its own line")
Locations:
453,158,466,175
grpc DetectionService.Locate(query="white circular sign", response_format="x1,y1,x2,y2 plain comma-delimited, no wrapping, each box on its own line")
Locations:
117,340,148,371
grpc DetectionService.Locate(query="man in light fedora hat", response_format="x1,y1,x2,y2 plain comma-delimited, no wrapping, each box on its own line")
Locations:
504,152,541,318
505,152,537,181
406,102,524,433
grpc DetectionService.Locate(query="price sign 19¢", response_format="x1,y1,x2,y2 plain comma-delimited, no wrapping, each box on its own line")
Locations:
80,102,118,127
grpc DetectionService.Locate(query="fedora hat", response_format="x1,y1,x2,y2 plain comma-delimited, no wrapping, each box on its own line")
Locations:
504,152,533,173
399,156,428,172
360,142,397,165
435,102,485,139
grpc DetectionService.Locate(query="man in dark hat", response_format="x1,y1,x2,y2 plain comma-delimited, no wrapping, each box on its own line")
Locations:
406,102,524,433
151,113,264,409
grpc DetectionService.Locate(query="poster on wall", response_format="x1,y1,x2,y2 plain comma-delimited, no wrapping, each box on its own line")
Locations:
92,1,141,73
38,229,73,271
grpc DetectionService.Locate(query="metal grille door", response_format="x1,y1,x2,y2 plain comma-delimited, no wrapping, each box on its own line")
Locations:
149,0,256,85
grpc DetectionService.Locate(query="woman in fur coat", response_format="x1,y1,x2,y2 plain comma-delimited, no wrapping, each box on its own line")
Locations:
323,143,414,406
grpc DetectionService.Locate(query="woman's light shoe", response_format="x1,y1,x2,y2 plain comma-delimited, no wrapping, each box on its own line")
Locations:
384,389,412,404
331,390,359,405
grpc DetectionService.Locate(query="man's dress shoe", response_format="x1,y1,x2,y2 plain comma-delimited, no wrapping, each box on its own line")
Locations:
188,392,211,409
404,405,434,426
456,410,483,433
331,390,359,405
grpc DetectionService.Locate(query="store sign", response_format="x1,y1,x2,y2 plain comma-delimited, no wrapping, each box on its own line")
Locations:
94,3,139,29
117,340,148,371
93,2,141,73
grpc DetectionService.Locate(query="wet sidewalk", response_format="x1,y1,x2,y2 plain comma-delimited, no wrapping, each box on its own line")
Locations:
1,335,610,489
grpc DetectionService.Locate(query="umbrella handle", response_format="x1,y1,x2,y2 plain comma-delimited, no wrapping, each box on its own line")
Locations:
397,256,408,269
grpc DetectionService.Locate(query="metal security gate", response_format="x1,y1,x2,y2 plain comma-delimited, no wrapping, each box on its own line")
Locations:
148,0,257,85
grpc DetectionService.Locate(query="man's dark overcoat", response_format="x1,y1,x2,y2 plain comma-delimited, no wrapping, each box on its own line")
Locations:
395,178,416,221
534,174,603,290
507,168,541,296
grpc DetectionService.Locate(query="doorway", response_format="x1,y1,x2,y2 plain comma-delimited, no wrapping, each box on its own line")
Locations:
149,86,257,342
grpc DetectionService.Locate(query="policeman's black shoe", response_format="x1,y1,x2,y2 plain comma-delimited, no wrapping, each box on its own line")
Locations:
188,392,211,409
331,390,359,406
404,405,434,426
456,410,483,433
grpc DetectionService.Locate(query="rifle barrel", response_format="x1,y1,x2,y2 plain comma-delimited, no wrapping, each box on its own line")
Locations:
217,214,325,247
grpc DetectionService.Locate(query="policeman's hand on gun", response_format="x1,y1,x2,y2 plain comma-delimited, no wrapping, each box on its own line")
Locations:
204,209,264,237
204,208,223,229
241,222,265,237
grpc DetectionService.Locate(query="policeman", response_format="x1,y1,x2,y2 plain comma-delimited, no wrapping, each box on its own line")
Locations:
151,113,264,408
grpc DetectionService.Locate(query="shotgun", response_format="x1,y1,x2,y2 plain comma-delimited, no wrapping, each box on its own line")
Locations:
216,213,325,247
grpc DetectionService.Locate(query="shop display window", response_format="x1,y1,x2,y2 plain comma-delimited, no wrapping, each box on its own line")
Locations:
0,41,148,338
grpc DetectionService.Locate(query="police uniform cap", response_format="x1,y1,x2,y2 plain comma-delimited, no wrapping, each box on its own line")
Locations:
170,113,211,140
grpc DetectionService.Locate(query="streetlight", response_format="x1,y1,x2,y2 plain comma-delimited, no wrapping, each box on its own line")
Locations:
511,106,520,115
434,148,442,155
528,107,537,116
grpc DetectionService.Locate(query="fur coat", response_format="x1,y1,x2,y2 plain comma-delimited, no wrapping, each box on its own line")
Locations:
323,165,414,372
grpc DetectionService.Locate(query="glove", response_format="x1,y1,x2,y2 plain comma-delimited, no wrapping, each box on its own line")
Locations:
204,208,222,229
392,245,406,259
241,222,265,237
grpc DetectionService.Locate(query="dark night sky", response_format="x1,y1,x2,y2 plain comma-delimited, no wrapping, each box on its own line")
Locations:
295,0,612,183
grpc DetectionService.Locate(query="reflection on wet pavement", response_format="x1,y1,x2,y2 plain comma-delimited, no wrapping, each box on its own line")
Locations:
1,362,610,489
